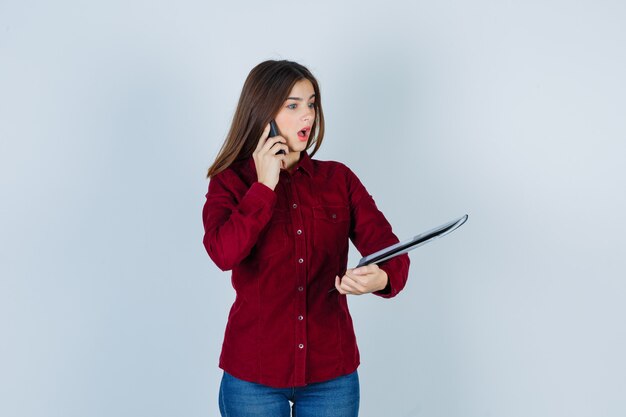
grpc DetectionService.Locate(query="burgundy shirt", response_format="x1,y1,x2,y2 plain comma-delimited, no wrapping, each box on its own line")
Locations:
202,150,410,388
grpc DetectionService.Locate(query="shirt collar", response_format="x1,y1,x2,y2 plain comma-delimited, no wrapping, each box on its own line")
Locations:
295,150,314,177
247,150,314,178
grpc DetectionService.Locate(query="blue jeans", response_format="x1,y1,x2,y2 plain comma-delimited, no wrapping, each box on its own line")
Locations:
218,371,360,417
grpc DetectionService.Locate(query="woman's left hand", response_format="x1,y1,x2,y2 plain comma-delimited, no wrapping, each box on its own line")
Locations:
334,264,388,295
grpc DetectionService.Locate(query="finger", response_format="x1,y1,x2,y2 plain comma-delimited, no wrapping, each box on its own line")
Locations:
340,276,366,295
353,264,375,275
273,143,290,154
345,270,367,286
269,145,289,159
256,124,272,152
335,276,347,295
261,136,287,154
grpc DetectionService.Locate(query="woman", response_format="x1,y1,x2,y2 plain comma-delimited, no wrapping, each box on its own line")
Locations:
202,60,410,417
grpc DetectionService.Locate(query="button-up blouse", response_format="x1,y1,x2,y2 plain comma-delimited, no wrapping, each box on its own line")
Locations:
202,150,410,388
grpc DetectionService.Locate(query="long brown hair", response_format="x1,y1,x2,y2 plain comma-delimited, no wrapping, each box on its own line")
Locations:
206,60,325,178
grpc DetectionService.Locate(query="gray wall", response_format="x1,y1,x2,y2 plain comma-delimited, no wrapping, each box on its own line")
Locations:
1,1,625,416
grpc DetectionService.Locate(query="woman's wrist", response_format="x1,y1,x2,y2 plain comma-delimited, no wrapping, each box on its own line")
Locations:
378,270,389,292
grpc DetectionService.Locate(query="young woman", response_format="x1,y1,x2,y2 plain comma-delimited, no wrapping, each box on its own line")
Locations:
202,60,410,417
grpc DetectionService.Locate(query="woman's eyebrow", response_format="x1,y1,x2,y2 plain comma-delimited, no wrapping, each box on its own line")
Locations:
286,94,316,101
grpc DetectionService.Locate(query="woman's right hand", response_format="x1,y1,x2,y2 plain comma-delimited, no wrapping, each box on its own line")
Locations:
253,123,289,190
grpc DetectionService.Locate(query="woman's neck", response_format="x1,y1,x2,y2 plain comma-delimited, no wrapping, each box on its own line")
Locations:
284,151,301,173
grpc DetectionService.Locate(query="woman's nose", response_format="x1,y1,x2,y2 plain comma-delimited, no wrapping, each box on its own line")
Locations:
302,107,314,121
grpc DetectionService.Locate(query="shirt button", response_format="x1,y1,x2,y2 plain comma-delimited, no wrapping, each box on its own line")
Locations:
298,286,304,292
298,258,304,264
298,344,304,349
292,203,297,209
297,229,302,235
332,213,337,219
298,315,303,321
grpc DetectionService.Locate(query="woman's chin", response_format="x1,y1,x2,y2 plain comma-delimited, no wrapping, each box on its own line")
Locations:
294,141,308,150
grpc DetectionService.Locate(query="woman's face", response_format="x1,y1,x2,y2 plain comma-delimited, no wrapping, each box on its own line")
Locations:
274,79,316,153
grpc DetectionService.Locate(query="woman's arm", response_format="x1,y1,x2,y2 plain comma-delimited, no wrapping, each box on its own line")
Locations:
203,125,294,271
202,173,277,271
338,165,411,298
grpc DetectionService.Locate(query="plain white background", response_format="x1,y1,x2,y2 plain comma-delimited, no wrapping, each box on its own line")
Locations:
1,1,625,416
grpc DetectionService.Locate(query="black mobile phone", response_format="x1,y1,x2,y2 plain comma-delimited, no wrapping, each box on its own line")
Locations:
269,120,286,155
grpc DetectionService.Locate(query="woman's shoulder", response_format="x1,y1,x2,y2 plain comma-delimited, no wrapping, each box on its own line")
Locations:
310,157,357,179
211,157,254,182
207,157,257,195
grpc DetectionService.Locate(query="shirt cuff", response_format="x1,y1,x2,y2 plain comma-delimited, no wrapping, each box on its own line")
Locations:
373,253,410,298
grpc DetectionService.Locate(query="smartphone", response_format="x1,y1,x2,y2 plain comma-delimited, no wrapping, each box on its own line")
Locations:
269,120,286,155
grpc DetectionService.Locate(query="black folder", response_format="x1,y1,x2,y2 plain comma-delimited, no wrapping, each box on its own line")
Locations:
355,214,469,267
330,214,468,293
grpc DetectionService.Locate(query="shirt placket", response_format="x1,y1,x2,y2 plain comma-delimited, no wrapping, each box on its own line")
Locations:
283,172,308,386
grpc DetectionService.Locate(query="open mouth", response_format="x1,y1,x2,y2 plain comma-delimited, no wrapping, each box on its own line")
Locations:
297,127,310,140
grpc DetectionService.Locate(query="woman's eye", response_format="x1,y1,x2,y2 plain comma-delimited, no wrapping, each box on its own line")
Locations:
286,103,315,110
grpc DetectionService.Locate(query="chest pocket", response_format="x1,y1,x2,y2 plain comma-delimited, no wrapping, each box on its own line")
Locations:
255,208,290,259
312,205,351,255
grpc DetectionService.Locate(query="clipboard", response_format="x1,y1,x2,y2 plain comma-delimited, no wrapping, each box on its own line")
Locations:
356,214,468,267
329,214,469,293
